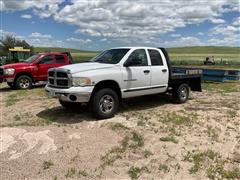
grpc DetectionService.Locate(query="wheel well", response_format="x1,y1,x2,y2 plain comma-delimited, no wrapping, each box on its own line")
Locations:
14,72,34,83
91,80,122,101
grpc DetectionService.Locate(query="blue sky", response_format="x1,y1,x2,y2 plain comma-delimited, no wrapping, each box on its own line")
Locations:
0,0,239,50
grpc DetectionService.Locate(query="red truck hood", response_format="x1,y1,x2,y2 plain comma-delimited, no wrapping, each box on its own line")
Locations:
2,62,30,69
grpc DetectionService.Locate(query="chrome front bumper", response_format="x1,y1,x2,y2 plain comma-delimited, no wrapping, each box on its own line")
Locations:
45,84,94,103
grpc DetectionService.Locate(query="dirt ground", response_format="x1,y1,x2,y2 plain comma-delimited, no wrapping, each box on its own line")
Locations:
0,82,240,180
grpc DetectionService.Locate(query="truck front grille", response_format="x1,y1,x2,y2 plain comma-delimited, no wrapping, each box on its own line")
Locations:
0,68,3,76
48,68,71,88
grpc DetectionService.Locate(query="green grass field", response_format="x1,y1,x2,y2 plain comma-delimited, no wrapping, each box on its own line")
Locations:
167,46,240,68
35,46,240,69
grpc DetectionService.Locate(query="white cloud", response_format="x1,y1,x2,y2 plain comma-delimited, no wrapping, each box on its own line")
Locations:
29,32,52,39
170,34,181,38
161,36,203,47
53,0,239,45
232,17,240,26
21,14,32,19
1,0,239,48
66,37,92,44
208,18,240,46
1,0,63,18
211,25,238,36
27,38,63,47
210,18,225,24
100,38,107,42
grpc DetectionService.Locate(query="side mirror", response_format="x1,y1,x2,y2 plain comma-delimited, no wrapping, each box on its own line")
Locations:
124,60,131,67
36,60,43,65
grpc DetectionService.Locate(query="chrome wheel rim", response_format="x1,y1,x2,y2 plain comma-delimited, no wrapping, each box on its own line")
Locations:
99,95,114,113
19,78,30,88
179,87,187,100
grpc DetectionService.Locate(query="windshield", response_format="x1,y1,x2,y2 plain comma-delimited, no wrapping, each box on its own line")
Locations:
24,54,40,63
90,49,130,64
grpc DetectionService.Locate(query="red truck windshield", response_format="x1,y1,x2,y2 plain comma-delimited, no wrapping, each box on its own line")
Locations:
24,54,40,63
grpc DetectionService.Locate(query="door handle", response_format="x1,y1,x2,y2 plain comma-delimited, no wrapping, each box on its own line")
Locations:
143,70,150,74
162,69,167,72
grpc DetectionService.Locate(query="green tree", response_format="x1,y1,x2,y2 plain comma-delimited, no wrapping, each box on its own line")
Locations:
0,35,34,54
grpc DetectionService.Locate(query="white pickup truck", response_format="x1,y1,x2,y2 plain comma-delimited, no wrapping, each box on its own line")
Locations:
45,47,202,119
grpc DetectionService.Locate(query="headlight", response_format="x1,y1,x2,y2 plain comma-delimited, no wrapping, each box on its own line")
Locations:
4,68,15,75
72,77,92,86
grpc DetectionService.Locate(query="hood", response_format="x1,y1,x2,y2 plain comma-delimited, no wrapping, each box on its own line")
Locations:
2,62,29,69
58,62,116,74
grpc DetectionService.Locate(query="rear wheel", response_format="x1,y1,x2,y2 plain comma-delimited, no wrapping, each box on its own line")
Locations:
172,83,189,103
91,88,119,119
15,75,33,89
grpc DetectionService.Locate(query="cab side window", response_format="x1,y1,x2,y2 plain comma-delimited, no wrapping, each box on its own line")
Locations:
148,49,163,66
126,49,148,66
55,55,65,64
40,55,53,64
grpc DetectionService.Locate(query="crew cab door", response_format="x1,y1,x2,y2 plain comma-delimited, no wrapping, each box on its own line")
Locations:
54,54,68,67
121,49,151,98
36,55,54,81
147,48,168,92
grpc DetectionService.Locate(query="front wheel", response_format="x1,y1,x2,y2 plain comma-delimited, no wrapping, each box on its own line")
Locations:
15,75,33,89
172,83,190,103
91,88,119,119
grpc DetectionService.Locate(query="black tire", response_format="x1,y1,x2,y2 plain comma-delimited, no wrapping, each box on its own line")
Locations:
59,99,78,109
91,88,119,119
15,75,33,89
7,82,16,89
172,83,190,103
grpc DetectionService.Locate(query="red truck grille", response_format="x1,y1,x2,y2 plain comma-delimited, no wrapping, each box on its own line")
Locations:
48,68,71,88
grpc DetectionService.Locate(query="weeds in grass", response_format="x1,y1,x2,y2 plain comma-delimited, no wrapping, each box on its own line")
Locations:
202,82,240,93
159,163,170,173
207,164,240,179
130,131,144,148
186,150,220,174
182,149,239,179
14,114,21,121
143,150,153,158
128,166,150,179
42,160,54,170
160,136,178,144
227,110,237,118
78,170,88,177
65,168,76,178
111,122,129,131
128,166,142,180
137,119,146,126
5,88,45,106
206,125,219,141
160,112,197,126
100,131,144,169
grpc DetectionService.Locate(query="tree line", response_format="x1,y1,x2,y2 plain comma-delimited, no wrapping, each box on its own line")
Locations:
0,35,34,56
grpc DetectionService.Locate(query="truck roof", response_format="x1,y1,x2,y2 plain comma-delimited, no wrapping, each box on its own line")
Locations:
110,46,162,50
38,52,69,55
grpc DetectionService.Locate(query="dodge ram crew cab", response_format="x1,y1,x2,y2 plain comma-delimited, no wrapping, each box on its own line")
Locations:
0,52,73,89
45,47,202,119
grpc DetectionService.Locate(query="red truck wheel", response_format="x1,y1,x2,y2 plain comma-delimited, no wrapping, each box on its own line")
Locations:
15,75,33,89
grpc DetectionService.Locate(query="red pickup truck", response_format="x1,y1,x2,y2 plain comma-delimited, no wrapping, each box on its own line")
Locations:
0,52,73,89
